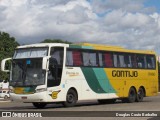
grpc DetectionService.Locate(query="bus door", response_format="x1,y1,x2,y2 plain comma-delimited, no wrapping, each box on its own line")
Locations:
47,47,64,87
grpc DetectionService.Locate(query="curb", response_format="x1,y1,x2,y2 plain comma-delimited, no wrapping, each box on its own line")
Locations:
0,100,11,102
0,98,11,103
0,100,11,103
0,101,11,103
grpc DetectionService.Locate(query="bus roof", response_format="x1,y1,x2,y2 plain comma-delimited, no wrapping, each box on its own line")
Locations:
16,42,156,55
70,43,156,55
16,43,69,49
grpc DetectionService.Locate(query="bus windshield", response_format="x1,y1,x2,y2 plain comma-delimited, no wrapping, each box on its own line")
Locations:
13,47,48,59
11,58,45,87
10,47,48,87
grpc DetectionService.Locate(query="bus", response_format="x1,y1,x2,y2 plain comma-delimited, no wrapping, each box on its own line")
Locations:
1,43,158,108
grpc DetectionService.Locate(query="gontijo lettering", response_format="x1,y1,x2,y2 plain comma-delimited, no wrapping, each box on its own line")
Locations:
112,70,138,77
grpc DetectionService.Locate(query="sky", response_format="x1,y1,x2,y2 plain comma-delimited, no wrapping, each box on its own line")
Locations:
0,0,160,54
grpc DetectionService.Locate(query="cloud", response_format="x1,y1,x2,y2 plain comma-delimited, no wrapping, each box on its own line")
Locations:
0,0,160,54
90,0,155,14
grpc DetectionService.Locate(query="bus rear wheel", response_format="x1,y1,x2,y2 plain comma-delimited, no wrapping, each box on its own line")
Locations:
123,87,136,103
62,89,78,107
32,102,47,109
136,87,144,102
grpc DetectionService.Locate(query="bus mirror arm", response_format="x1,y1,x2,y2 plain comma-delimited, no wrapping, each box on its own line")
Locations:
1,58,12,72
42,56,51,70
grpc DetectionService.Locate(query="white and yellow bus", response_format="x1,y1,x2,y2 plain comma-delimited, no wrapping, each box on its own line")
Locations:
1,43,158,108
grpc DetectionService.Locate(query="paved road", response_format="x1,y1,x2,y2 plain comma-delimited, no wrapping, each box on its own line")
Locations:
0,94,160,120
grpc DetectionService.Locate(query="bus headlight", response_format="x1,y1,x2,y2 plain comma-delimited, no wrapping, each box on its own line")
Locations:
36,88,47,93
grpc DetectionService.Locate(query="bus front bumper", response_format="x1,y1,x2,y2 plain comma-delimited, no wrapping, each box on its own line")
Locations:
10,92,48,103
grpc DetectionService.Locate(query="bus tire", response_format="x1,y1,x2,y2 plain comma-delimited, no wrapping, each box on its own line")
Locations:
122,87,136,103
136,87,144,102
62,89,78,107
127,87,136,103
98,99,116,104
32,102,47,109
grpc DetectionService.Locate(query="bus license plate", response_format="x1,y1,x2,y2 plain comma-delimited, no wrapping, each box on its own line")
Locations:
21,97,27,100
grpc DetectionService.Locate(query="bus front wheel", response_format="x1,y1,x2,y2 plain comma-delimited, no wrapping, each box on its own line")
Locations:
62,89,78,107
32,102,47,109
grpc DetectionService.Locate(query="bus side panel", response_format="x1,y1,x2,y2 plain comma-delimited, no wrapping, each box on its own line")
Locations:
80,67,118,100
105,68,158,98
64,67,97,100
64,67,119,100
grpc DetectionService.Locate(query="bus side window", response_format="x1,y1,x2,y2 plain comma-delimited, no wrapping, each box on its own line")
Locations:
119,54,126,67
113,54,120,67
89,52,97,66
82,52,97,67
73,51,82,66
123,54,132,68
104,53,113,67
50,48,64,66
136,55,147,69
146,55,155,69
66,51,73,66
98,53,103,67
131,54,137,68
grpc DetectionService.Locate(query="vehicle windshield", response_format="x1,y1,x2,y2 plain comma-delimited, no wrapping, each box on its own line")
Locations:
11,58,45,87
10,47,48,87
13,47,48,59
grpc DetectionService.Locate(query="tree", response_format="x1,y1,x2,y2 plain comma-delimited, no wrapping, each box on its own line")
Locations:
0,31,19,80
41,39,72,44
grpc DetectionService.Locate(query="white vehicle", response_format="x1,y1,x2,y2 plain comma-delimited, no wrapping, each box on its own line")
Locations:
0,89,10,100
1,43,158,108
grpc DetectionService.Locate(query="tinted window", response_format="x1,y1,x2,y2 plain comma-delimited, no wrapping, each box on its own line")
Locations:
113,54,119,67
82,52,97,66
66,50,82,66
113,53,131,68
119,54,126,67
136,54,147,69
66,49,156,69
124,54,132,68
73,51,82,66
50,47,64,66
66,51,73,66
104,53,113,67
98,53,103,67
130,54,137,68
146,55,156,69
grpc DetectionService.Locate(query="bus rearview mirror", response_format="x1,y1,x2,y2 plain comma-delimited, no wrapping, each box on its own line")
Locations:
1,58,12,72
42,56,50,70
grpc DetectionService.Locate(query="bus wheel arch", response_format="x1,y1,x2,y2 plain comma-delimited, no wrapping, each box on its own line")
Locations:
136,86,145,102
63,87,78,107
